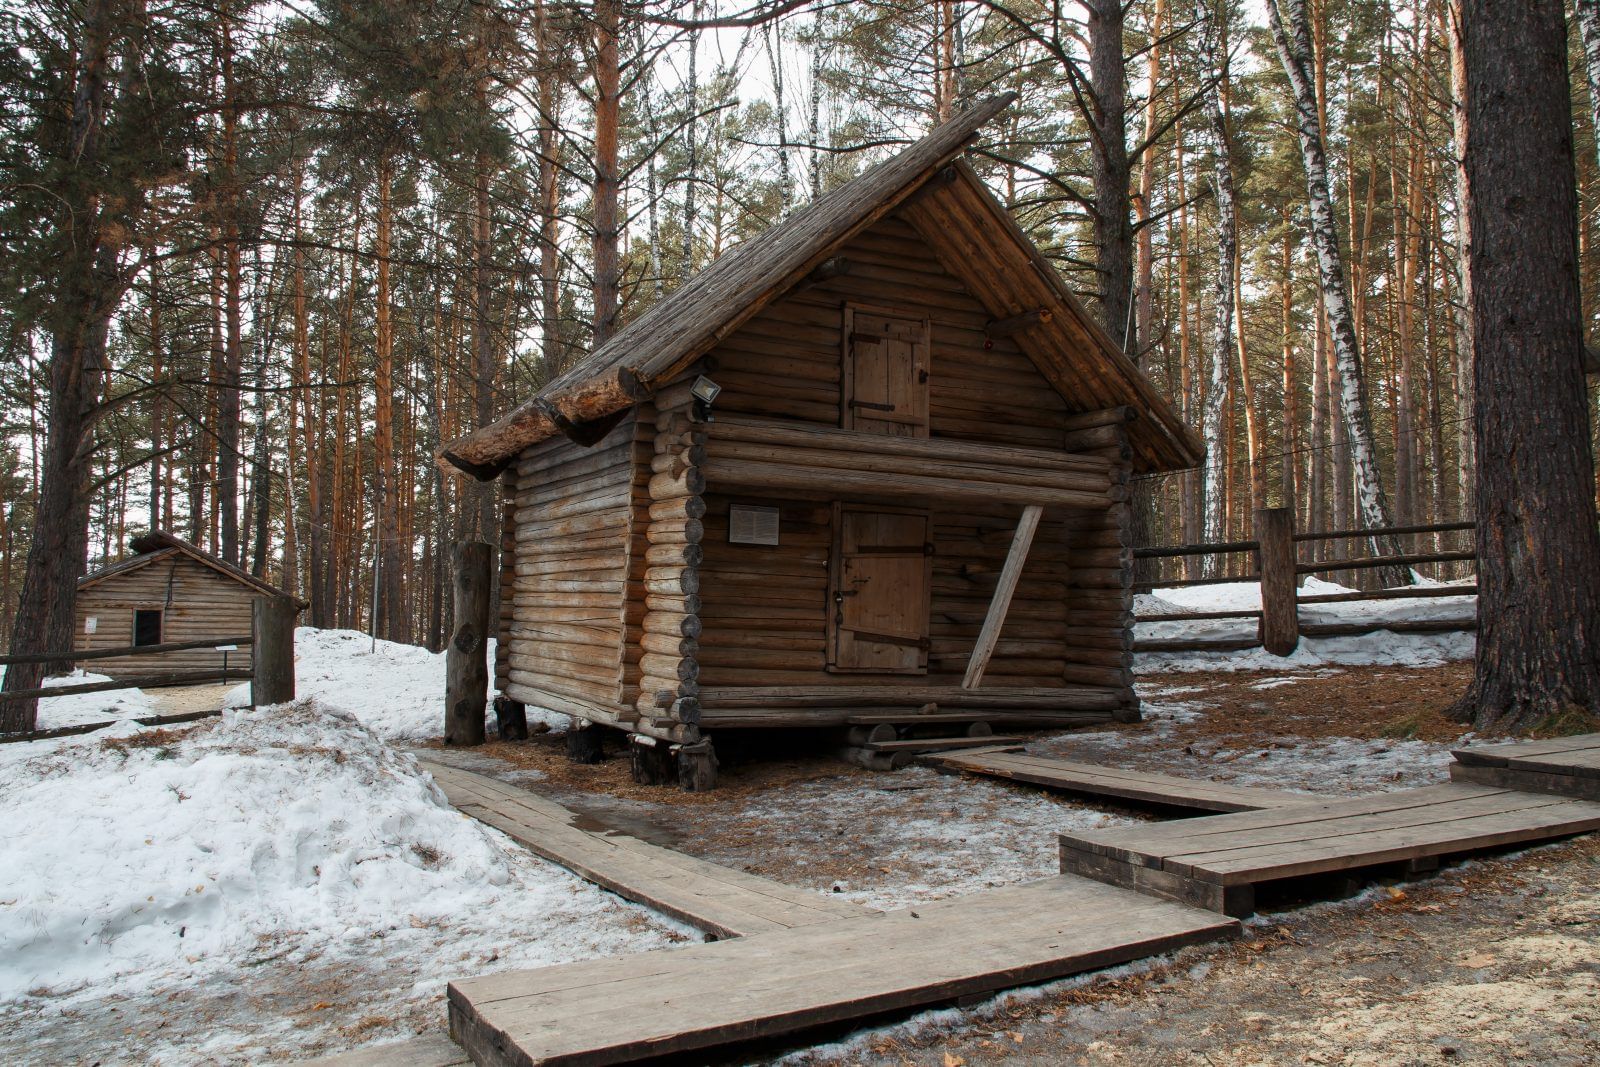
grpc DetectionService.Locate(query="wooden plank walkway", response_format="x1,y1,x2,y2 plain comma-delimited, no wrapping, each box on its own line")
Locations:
1059,782,1600,917
420,759,864,940
927,749,1323,813
447,875,1239,1067
1451,732,1600,801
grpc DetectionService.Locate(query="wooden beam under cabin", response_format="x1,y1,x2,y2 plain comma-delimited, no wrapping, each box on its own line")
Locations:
963,504,1044,689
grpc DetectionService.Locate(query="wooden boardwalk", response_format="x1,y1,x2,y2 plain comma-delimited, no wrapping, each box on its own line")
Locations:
928,749,1322,813
1451,733,1600,801
447,875,1238,1067
421,760,863,940
1059,782,1600,917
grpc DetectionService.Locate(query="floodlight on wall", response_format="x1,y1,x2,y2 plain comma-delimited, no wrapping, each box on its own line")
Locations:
691,375,721,421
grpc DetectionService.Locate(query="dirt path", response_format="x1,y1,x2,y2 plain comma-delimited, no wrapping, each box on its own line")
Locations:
148,683,235,716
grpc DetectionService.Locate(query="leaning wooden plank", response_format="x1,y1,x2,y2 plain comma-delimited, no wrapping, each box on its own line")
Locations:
963,504,1043,689
931,751,1321,813
447,875,1238,1067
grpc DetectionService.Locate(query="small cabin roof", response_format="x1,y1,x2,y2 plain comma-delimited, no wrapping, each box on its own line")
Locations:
79,530,305,608
440,93,1203,480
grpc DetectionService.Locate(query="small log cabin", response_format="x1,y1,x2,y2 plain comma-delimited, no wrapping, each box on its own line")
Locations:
74,531,302,679
438,94,1202,786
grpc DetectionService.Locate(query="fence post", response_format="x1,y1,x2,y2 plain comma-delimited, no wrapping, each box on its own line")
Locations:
1256,507,1300,656
251,596,297,706
446,541,491,746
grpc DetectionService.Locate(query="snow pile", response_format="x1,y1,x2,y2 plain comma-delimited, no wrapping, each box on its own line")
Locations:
224,627,563,740
0,666,157,730
1136,578,1476,672
0,700,677,1006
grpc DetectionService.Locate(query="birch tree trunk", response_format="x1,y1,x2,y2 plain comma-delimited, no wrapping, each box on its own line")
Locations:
1267,0,1407,582
1455,0,1600,732
1193,0,1236,563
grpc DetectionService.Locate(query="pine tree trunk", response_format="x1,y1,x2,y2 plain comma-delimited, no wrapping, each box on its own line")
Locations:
374,155,407,643
1447,0,1476,518
1086,0,1134,351
592,0,622,346
217,5,243,567
1268,0,1407,582
1453,0,1600,732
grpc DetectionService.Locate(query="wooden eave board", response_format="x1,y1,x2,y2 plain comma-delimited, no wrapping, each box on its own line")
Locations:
422,761,861,940
447,875,1237,1067
896,162,1202,473
930,751,1324,813
1059,783,1600,887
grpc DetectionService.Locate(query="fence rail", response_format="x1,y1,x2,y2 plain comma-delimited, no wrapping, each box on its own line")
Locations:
1133,509,1477,658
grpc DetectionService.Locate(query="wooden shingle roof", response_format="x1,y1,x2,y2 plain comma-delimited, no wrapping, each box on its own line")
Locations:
80,531,305,608
441,93,1202,478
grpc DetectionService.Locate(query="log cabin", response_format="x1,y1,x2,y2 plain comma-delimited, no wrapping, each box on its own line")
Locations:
438,94,1203,788
74,531,302,679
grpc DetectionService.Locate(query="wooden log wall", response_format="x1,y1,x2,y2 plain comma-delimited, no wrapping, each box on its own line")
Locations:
1060,427,1140,716
502,414,639,727
628,399,705,743
494,470,517,697
73,553,259,677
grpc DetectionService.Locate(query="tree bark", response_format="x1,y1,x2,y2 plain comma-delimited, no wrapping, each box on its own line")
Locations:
1453,0,1600,732
1268,0,1407,581
591,0,622,346
1086,0,1134,352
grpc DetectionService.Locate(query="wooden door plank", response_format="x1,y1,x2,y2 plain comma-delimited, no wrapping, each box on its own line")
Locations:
962,504,1043,689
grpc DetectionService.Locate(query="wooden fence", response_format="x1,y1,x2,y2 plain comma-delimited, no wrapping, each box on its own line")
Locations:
1132,507,1477,657
0,596,297,739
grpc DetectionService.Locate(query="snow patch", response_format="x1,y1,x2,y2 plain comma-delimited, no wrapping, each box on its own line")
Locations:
0,667,158,729
223,627,566,740
0,699,679,1007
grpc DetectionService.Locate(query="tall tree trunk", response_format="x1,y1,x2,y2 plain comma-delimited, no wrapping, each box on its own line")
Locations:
1086,0,1134,352
1268,0,1407,582
592,0,622,346
1445,0,1476,518
1,0,133,729
1454,0,1600,732
217,3,243,567
374,155,406,643
536,0,563,374
1193,0,1237,562
473,84,499,546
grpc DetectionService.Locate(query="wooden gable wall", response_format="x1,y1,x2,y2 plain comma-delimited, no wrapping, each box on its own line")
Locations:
691,214,1126,705
74,552,259,677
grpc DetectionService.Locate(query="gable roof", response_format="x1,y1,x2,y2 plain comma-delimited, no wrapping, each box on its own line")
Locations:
440,93,1202,478
79,530,306,608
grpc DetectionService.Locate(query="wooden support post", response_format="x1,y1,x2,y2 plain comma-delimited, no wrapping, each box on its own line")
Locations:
963,505,1044,689
629,734,676,785
677,738,717,791
566,720,606,763
494,695,529,741
445,541,491,746
250,596,297,707
1256,507,1300,657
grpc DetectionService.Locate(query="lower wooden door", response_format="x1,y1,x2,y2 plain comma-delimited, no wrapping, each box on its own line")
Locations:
828,506,932,673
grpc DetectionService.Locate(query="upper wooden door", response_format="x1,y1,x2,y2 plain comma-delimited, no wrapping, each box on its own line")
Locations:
843,308,930,437
829,507,931,673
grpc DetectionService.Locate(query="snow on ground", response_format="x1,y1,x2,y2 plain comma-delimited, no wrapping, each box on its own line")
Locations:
1136,576,1477,672
0,665,158,729
0,700,682,1063
223,626,566,741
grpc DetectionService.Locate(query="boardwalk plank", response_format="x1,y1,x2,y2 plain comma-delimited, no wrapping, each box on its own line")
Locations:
448,876,1237,1066
421,759,862,939
928,750,1321,812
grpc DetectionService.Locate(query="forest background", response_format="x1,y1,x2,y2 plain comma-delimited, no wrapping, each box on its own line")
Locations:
3,0,1596,653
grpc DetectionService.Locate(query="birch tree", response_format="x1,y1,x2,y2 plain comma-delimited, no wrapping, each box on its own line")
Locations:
1266,0,1407,580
